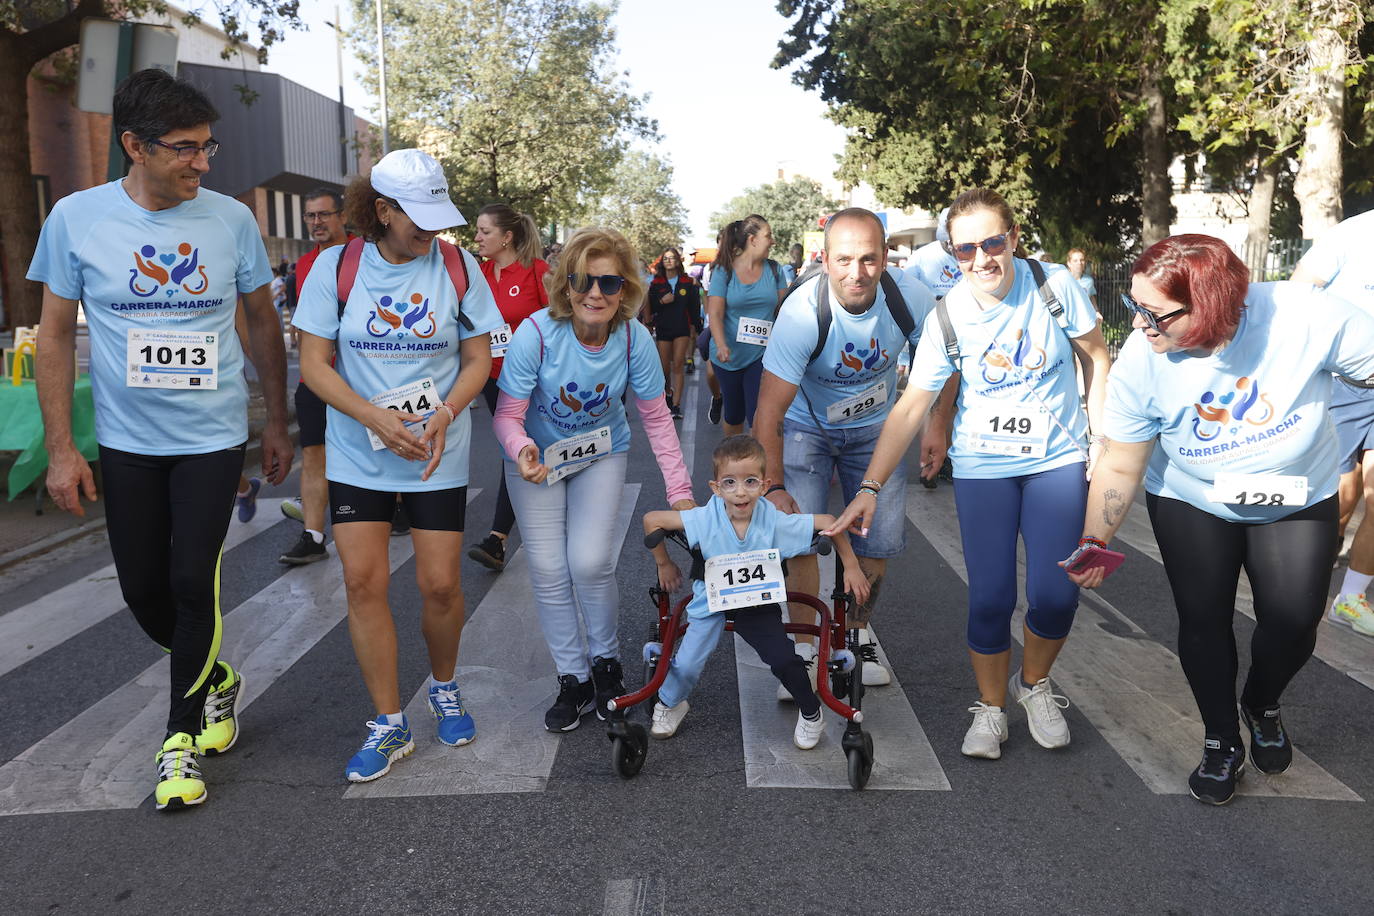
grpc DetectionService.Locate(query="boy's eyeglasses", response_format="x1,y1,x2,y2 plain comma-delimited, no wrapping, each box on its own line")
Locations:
716,476,764,494
147,139,220,161
945,233,1010,262
1121,293,1188,332
568,274,627,296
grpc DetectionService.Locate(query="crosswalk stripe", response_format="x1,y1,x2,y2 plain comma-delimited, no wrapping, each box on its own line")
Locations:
679,375,700,475
0,492,481,816
735,549,950,790
1112,505,1374,693
905,485,1362,802
345,484,642,799
0,508,284,679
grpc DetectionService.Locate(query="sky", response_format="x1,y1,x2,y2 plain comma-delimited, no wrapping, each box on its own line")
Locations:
258,0,847,240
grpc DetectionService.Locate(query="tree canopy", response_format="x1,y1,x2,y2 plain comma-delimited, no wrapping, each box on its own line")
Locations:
709,176,839,254
586,151,688,263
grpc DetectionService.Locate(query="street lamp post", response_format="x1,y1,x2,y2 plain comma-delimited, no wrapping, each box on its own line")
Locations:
324,6,349,176
375,0,390,155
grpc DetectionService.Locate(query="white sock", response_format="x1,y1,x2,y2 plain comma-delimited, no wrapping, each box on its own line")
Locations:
306,529,324,544
428,674,456,691
1339,569,1373,598
378,711,404,727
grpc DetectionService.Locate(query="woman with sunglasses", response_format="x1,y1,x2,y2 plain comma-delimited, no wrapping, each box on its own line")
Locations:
707,215,789,435
293,149,504,782
1063,234,1374,804
492,228,695,732
646,247,701,420
826,187,1111,760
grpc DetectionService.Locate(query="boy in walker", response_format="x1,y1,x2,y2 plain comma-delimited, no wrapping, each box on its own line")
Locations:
643,435,869,748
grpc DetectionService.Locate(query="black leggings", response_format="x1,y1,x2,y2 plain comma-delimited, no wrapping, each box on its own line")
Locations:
99,444,244,737
1146,493,1338,742
732,604,820,717
480,378,517,537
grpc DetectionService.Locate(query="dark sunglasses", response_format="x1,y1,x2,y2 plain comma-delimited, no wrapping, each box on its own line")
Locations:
945,233,1010,262
568,274,627,296
1121,293,1188,333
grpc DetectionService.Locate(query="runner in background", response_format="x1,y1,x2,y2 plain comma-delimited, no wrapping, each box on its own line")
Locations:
645,247,700,421
1066,248,1098,312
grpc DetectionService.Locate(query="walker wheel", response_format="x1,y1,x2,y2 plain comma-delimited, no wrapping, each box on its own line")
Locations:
611,724,649,779
845,731,875,790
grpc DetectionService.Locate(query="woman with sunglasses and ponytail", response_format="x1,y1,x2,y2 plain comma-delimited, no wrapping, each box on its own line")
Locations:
827,187,1111,761
493,228,695,733
468,204,549,571
707,214,788,435
1065,234,1374,805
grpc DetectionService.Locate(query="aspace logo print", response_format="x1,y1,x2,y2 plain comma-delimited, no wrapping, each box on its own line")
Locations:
835,338,890,378
1191,376,1275,441
129,242,210,297
550,381,612,419
980,330,1046,384
366,293,437,339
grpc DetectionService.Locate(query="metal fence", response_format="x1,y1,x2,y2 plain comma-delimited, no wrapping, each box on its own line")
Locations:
1091,238,1306,358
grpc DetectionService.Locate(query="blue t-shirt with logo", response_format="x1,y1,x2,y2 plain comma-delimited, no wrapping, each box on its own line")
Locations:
1075,274,1097,299
292,241,503,491
496,309,663,457
679,495,817,621
706,261,788,371
1298,209,1374,310
26,180,272,455
1105,282,1374,522
763,268,935,430
904,241,962,300
908,258,1098,479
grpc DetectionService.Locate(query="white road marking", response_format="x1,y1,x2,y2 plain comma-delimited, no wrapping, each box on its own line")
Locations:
906,485,1361,801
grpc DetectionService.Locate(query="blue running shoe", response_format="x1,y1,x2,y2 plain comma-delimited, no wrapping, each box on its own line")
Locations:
345,717,414,783
236,477,262,523
428,682,476,746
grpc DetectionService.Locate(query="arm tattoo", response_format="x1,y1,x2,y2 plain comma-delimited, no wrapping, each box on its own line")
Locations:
1101,488,1128,529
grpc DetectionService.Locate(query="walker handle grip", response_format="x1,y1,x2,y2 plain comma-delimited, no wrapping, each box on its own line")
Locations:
644,529,667,549
814,535,833,556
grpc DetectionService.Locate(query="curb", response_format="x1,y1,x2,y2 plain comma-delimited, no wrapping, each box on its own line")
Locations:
0,423,298,573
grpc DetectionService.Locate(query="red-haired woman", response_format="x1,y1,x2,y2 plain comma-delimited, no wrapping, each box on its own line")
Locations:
1065,234,1374,805
645,248,700,419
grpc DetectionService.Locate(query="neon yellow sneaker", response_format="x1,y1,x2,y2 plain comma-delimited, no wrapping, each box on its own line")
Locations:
195,660,243,755
1330,593,1374,637
155,732,207,811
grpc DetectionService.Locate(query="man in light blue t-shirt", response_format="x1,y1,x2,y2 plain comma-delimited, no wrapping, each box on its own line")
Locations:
27,69,291,812
754,208,948,688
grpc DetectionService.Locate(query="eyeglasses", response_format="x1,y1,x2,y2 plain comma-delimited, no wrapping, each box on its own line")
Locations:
1121,293,1188,332
568,274,627,296
716,476,764,494
304,209,341,222
147,139,220,162
945,233,1010,262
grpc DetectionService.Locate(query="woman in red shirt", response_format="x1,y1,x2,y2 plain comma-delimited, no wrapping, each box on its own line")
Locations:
645,248,700,419
469,204,548,571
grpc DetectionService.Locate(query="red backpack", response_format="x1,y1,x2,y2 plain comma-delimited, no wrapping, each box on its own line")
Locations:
334,236,475,331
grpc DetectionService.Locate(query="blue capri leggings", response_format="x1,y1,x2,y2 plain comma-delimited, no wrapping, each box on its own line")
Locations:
713,359,764,427
952,462,1086,654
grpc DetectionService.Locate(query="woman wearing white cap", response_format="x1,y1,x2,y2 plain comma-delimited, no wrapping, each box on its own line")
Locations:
293,149,505,782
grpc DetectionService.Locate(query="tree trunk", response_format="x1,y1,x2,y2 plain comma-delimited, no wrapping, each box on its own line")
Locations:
1293,23,1346,241
1139,67,1172,249
0,49,46,328
1244,154,1279,280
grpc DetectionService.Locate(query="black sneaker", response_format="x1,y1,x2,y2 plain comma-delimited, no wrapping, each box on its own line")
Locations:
279,531,327,566
708,396,723,424
1241,704,1292,774
590,655,625,721
671,404,683,420
1188,736,1246,805
391,503,410,537
685,358,695,375
665,390,675,412
467,534,506,571
544,675,594,732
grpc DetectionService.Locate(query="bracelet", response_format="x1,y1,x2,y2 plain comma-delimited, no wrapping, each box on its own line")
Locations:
859,478,883,493
1079,536,1107,548
857,486,880,499
1089,434,1107,444
765,484,787,496
441,401,458,422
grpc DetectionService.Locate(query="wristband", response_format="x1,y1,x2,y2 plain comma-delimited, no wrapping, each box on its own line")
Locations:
1079,536,1107,548
859,478,883,493
442,401,458,422
1089,435,1107,444
765,484,787,496
857,486,880,499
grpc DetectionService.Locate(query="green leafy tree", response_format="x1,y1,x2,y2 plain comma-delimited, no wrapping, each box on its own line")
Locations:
1,1,303,327
586,150,688,263
352,0,656,224
709,176,839,254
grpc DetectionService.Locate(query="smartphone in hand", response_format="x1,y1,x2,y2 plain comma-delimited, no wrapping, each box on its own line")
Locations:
1064,544,1126,579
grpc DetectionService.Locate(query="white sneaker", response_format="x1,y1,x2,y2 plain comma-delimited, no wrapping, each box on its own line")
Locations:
857,627,892,686
961,701,1008,759
1009,669,1071,748
793,710,825,749
778,641,818,702
650,700,689,738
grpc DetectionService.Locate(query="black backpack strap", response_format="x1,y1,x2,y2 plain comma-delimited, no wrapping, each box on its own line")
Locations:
780,260,824,307
879,271,916,340
767,258,781,287
936,298,960,367
807,280,834,367
1027,258,1067,329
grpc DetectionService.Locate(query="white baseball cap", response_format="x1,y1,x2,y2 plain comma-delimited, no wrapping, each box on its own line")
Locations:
369,148,466,231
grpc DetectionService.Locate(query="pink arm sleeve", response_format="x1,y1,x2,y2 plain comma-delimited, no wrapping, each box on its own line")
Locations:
635,395,695,505
493,391,536,462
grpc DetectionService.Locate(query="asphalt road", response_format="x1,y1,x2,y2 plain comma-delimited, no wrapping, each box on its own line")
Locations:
1,366,1371,915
